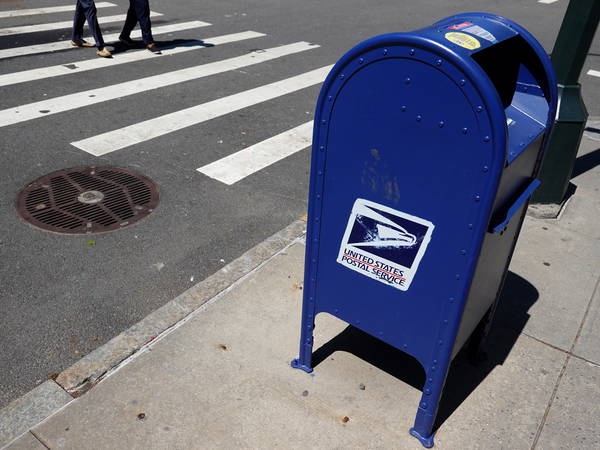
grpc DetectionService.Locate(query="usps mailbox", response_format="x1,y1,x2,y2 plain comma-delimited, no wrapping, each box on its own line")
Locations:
291,12,557,447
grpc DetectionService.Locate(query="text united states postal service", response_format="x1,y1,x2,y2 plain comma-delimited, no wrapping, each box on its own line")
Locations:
337,199,434,291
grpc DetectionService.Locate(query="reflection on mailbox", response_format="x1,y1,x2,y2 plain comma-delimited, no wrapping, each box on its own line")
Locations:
291,12,557,447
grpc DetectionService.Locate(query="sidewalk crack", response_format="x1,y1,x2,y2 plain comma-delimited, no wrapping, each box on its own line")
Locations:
530,272,600,449
530,353,570,450
29,430,50,450
521,332,600,366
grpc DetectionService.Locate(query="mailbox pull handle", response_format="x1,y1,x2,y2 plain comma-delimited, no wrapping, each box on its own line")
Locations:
491,178,541,233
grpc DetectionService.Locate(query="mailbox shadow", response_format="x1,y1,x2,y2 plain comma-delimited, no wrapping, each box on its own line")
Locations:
434,271,539,429
312,323,426,392
310,271,539,433
108,39,213,55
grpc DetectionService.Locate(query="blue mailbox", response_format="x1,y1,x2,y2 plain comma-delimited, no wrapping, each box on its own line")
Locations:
292,12,557,447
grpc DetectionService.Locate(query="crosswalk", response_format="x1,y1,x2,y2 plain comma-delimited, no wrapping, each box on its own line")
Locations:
0,31,266,87
198,121,314,185
0,11,162,37
72,66,330,156
0,2,326,186
0,42,319,127
0,21,210,59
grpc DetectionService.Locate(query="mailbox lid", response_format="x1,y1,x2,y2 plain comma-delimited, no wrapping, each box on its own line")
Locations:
423,13,557,166
437,13,558,162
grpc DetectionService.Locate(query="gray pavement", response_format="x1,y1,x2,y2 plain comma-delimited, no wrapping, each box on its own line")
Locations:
1,0,600,410
2,129,599,449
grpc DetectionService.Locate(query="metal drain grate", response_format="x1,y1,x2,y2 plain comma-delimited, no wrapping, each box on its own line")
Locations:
16,167,160,234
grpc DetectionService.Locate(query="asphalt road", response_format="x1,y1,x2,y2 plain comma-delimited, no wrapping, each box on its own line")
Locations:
1,0,598,408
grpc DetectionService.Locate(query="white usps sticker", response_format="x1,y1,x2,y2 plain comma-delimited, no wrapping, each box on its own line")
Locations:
337,199,434,291
462,25,497,43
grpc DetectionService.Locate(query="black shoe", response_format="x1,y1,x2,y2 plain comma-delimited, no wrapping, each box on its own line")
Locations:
119,35,136,46
147,43,162,54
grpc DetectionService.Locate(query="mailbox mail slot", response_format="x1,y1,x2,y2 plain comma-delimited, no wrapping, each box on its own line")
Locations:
292,12,557,447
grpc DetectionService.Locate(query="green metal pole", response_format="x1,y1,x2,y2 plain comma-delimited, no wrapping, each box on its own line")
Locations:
533,0,600,204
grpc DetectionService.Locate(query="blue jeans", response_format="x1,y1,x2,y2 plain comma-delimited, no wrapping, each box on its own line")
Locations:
72,0,105,47
121,0,154,45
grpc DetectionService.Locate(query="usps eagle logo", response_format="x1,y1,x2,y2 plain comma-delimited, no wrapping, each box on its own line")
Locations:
337,199,435,291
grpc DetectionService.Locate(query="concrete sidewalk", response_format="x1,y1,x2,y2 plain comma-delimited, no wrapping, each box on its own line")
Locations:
3,132,600,449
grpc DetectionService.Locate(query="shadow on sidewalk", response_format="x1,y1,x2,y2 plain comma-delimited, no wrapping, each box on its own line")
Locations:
572,146,600,178
310,271,539,433
108,38,214,55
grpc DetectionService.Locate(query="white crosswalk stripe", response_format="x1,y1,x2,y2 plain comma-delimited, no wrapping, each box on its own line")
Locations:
0,31,266,87
0,12,162,37
0,21,211,60
197,121,313,185
71,66,331,156
588,69,600,78
0,2,116,19
0,42,319,128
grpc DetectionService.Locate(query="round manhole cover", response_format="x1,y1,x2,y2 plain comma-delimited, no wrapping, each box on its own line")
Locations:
16,167,159,234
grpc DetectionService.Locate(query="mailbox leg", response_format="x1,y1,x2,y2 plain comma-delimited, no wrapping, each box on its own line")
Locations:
467,305,495,363
468,259,513,363
291,306,315,373
409,362,452,448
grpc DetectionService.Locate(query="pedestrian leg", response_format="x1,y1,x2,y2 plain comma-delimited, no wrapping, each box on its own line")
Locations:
132,0,154,45
76,0,111,56
71,0,86,43
78,0,105,48
119,4,138,41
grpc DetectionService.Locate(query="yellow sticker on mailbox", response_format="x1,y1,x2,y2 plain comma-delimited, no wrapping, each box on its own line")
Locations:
444,32,481,50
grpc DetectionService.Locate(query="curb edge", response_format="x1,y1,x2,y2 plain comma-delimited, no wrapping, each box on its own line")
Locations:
0,219,306,448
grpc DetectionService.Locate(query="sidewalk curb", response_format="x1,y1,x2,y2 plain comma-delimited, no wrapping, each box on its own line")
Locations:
58,219,306,393
0,381,71,448
0,219,306,448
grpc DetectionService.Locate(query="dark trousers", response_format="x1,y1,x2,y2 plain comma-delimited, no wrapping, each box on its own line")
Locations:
121,0,154,45
72,0,105,48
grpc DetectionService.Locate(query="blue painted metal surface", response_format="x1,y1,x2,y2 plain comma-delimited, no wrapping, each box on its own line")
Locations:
491,179,541,233
292,13,557,448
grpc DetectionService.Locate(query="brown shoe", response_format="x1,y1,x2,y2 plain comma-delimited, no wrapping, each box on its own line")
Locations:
96,47,112,58
70,40,95,47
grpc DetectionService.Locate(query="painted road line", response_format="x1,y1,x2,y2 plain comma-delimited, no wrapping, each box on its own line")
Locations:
0,31,266,88
198,121,313,184
588,69,600,78
72,66,331,156
0,42,319,128
0,2,116,19
0,21,211,60
538,0,559,3
0,12,162,37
